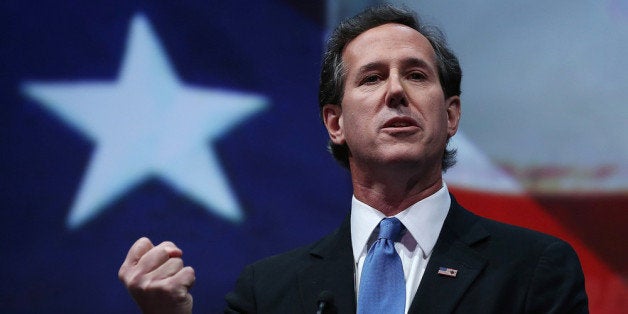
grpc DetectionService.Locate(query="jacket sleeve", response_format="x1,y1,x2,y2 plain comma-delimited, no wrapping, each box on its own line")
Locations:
525,240,589,313
224,264,257,314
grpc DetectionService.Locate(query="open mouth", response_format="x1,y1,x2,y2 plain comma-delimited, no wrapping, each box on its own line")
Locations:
383,117,418,129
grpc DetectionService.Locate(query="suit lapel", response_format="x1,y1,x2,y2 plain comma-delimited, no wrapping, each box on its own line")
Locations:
409,197,489,314
297,215,356,313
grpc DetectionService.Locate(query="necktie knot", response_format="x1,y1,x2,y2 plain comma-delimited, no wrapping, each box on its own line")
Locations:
378,217,402,242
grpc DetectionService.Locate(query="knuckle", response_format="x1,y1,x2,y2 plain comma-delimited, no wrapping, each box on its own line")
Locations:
184,267,196,281
170,286,190,302
128,277,152,295
182,267,196,286
161,280,176,292
126,270,146,288
117,266,127,282
157,280,187,300
172,257,184,269
157,246,169,256
160,240,176,248
158,246,177,258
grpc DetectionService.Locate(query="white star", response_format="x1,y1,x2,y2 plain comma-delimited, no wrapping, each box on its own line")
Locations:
22,14,268,229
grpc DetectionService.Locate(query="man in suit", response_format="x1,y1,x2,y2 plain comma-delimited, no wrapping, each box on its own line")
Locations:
119,5,588,313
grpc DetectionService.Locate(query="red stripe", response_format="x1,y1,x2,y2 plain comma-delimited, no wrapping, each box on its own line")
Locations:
451,187,628,314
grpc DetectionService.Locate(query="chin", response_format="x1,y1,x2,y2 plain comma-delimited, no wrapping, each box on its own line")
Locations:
377,154,427,168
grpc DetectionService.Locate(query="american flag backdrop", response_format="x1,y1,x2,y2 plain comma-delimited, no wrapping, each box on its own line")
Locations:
1,0,626,313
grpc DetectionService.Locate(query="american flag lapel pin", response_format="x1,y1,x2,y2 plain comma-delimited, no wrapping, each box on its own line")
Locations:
437,267,458,278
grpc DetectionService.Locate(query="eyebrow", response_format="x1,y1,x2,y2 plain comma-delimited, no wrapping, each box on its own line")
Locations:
402,57,433,71
356,61,383,75
355,57,435,76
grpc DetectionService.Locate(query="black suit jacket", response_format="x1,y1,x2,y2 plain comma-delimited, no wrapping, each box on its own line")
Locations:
224,196,588,313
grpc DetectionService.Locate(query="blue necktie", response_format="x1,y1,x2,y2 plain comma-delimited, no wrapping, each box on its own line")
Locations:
358,217,405,314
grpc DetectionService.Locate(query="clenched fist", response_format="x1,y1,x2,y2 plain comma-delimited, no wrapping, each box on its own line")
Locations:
118,237,196,314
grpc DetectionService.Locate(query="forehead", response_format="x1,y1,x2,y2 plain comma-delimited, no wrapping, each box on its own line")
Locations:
342,23,437,72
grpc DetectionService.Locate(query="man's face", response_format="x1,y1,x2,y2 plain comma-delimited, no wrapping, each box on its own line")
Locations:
323,23,460,172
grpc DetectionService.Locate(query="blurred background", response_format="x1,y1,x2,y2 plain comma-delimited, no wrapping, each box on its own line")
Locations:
1,0,626,312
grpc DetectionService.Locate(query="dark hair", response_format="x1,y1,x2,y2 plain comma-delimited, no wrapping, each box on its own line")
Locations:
318,5,461,171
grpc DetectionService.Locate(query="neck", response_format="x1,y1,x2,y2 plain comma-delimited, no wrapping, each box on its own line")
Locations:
349,160,443,216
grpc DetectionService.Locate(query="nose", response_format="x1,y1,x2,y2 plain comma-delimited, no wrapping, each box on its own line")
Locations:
385,73,407,108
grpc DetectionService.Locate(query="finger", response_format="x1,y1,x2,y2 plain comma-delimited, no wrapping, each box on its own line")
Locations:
136,241,182,273
146,257,184,281
170,266,196,291
145,266,195,304
155,241,183,257
163,244,183,258
122,237,154,267
119,237,154,282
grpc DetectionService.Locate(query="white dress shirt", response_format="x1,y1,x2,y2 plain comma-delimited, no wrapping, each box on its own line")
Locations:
351,183,450,313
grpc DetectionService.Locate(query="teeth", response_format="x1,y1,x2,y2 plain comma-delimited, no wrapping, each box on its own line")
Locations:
392,122,408,127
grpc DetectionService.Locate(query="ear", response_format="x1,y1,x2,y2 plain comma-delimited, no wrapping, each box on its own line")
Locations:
445,95,461,138
322,104,345,145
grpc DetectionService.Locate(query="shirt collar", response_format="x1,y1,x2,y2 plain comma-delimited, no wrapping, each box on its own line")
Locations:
350,183,450,263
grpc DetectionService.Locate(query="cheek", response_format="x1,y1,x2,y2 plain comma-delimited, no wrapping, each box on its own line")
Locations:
344,110,370,135
340,111,367,146
341,92,380,134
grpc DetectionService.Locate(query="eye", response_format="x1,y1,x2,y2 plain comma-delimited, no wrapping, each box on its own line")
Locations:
408,72,427,81
360,74,381,85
